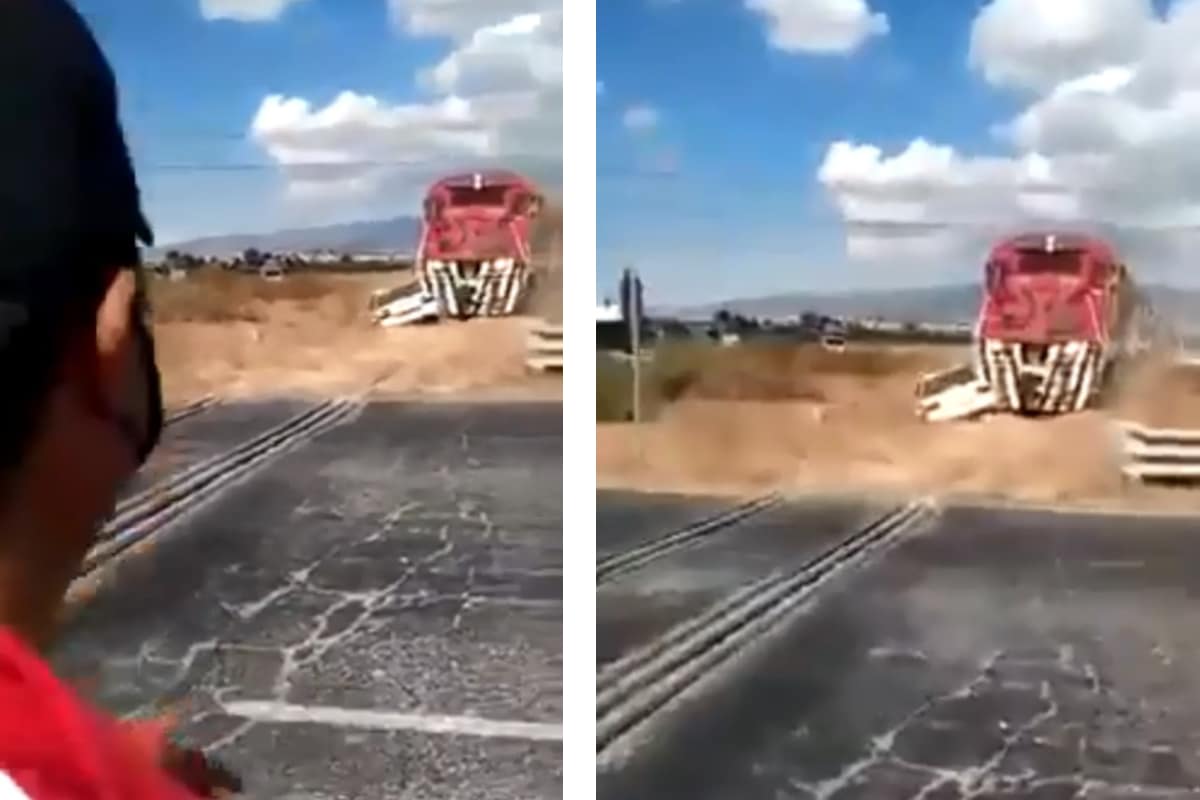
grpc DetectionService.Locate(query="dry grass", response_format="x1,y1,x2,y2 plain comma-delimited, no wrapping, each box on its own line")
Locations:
148,269,402,326
596,341,1200,512
667,343,954,403
149,270,554,408
598,342,958,421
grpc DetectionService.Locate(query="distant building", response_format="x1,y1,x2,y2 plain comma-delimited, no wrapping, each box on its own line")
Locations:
299,249,343,264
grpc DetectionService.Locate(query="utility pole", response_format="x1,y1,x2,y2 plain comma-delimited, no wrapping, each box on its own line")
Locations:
631,274,641,424
621,267,643,424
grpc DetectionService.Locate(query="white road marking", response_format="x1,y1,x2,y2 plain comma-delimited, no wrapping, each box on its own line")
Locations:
221,700,562,742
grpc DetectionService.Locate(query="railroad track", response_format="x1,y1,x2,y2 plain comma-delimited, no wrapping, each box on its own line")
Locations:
597,493,783,585
595,499,935,761
164,394,220,427
76,398,362,586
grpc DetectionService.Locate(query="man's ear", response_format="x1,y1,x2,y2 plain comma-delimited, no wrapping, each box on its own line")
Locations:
61,268,139,417
94,269,138,364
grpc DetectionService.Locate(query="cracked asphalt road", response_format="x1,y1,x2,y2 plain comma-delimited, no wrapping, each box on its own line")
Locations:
598,493,1200,800
54,401,562,800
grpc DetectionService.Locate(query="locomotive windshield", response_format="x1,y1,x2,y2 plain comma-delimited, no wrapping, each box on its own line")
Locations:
446,186,509,207
1014,250,1085,275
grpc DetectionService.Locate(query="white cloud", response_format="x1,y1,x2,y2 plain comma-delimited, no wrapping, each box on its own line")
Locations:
250,7,561,209
968,0,1154,91
388,0,559,39
199,0,307,22
819,140,1081,266
623,104,660,133
745,0,889,54
419,13,561,96
819,0,1200,282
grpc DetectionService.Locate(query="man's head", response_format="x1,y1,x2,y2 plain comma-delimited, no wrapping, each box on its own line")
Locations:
2,264,163,511
0,0,163,643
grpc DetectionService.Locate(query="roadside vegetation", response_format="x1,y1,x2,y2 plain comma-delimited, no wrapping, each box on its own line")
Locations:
597,340,954,422
146,268,402,326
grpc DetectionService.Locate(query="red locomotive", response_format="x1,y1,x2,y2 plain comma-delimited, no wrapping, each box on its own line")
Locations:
919,231,1161,420
976,232,1138,413
374,170,543,326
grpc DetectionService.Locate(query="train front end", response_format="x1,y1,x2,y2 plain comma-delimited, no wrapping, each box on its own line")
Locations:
372,171,542,326
418,171,541,320
975,233,1119,414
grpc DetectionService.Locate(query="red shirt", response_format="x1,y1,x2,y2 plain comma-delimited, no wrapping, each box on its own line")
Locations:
0,628,199,799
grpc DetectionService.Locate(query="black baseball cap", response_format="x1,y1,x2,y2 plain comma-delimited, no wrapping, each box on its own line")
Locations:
0,0,153,313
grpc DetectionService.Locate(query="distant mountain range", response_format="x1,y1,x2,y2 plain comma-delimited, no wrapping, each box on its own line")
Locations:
154,197,567,261
661,283,1200,331
152,216,422,259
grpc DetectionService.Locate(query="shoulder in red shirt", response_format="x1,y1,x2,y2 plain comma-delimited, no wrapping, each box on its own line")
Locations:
0,628,199,800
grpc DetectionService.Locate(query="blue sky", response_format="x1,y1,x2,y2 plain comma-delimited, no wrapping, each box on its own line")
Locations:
75,0,562,245
597,0,1196,305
